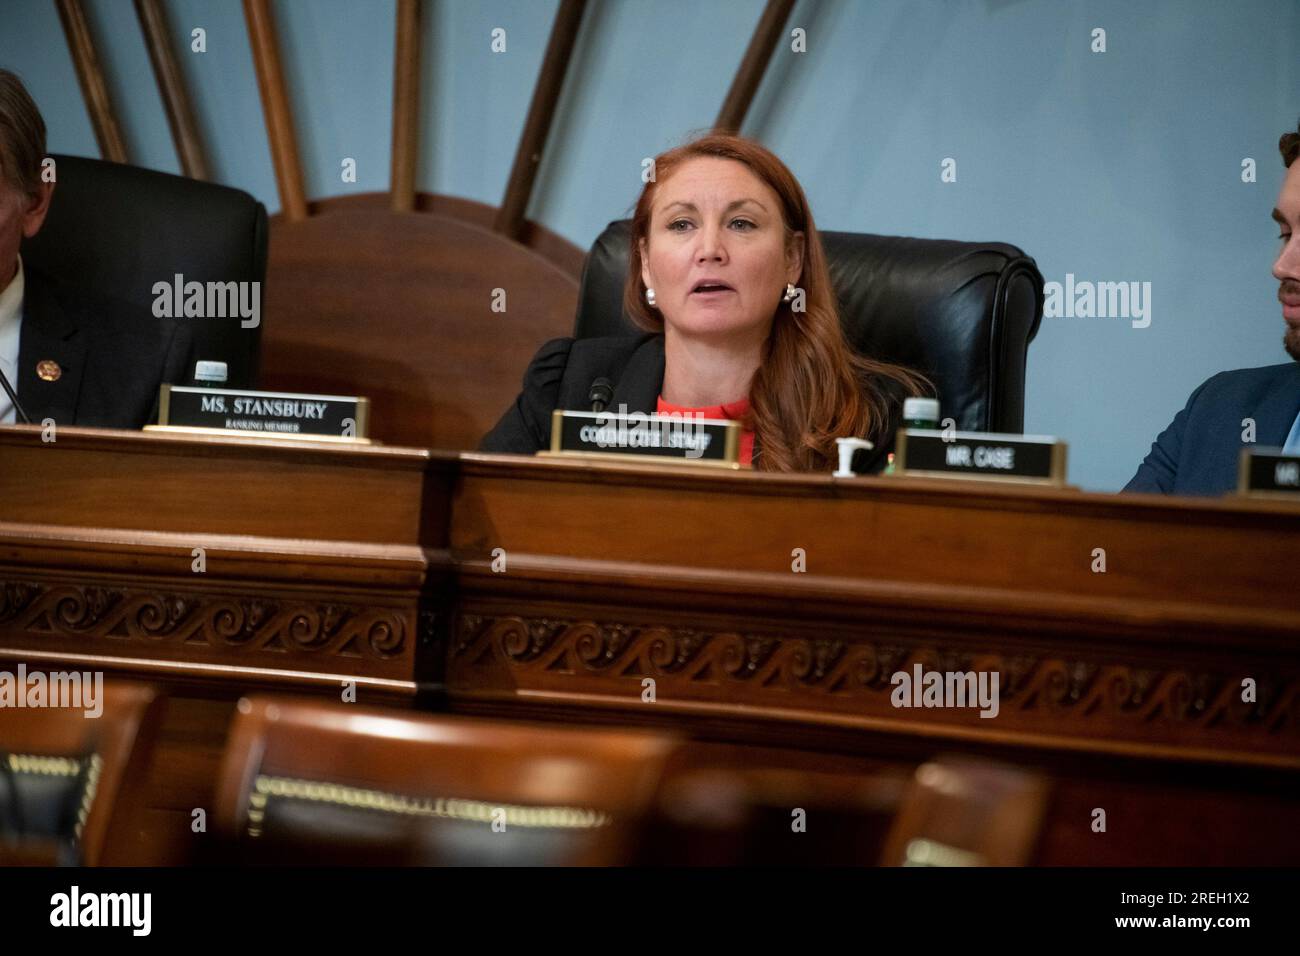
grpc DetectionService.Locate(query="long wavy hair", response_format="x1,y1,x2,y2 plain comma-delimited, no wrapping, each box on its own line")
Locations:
624,132,928,472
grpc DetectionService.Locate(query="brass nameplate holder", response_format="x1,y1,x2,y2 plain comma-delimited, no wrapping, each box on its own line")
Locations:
1237,447,1300,499
147,385,370,443
894,429,1067,486
541,410,744,468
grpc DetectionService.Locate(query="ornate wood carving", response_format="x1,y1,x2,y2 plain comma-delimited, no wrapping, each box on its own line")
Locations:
451,612,1299,761
1,578,409,668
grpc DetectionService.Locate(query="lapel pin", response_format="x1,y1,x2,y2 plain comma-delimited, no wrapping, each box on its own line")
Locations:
36,359,62,382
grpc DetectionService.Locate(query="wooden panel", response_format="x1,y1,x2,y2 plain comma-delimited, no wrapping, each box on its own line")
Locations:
0,426,440,543
0,426,451,695
1,429,1297,864
447,453,1300,769
326,191,586,279
259,205,579,451
0,429,449,865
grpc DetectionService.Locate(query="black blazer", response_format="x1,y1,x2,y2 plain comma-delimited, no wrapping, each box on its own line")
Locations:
15,266,192,429
479,332,904,472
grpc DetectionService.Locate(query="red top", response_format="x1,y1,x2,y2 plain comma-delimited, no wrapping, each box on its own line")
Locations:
656,394,755,466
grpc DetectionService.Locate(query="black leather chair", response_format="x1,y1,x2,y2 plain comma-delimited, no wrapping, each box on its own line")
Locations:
0,681,164,866
575,221,1044,432
21,155,268,389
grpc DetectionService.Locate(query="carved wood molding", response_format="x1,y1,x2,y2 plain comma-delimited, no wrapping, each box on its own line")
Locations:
450,613,1299,757
0,579,409,665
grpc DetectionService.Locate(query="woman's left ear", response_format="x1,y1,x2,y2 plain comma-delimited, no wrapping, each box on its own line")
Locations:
786,231,805,284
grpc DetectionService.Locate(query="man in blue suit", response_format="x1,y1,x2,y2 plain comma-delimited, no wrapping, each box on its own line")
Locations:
1126,119,1300,496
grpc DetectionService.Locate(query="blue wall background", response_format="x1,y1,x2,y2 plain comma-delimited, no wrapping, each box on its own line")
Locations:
2,0,1297,489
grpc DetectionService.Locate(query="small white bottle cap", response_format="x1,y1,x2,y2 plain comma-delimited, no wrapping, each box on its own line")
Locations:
902,397,940,423
194,360,228,384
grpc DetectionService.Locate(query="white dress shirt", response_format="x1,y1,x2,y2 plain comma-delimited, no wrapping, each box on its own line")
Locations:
0,255,24,425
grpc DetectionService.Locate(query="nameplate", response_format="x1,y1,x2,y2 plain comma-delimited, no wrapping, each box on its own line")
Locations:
543,410,743,467
152,385,370,442
894,429,1067,485
1237,447,1300,498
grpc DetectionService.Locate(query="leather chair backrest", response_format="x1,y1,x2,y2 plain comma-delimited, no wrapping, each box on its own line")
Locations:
214,696,679,865
575,221,1044,432
0,680,163,865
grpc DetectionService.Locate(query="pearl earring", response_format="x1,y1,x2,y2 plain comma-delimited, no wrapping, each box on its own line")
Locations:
645,287,657,307
783,283,796,302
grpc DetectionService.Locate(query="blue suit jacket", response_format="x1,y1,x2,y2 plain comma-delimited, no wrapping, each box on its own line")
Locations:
1124,362,1300,496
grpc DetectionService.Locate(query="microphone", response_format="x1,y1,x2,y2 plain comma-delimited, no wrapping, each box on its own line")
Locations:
589,377,613,413
0,366,31,425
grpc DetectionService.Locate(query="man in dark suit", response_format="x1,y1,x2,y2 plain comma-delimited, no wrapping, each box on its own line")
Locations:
1125,119,1300,495
0,69,190,429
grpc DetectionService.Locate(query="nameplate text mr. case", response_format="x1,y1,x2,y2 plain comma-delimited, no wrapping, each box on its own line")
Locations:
894,428,1068,486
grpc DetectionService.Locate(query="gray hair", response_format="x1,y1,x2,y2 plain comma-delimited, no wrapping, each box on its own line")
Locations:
0,69,47,198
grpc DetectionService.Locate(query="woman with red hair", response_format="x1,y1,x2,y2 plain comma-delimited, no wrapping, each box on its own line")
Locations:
481,132,927,471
